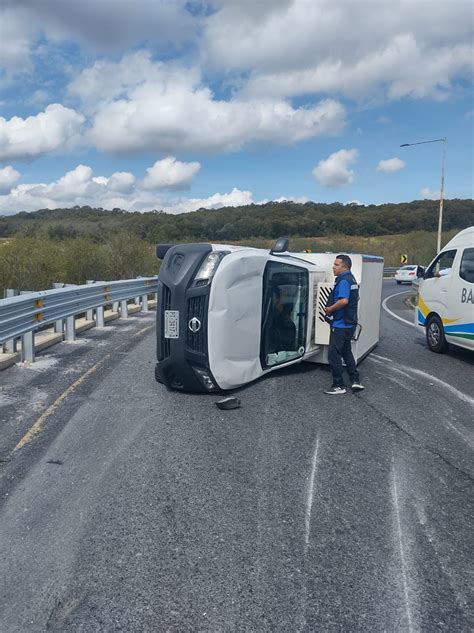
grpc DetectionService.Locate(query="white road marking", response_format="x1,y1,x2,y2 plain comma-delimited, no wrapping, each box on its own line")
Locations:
368,355,474,407
391,461,415,632
305,435,320,547
371,353,394,363
405,366,474,407
382,290,416,328
385,373,419,396
369,356,417,382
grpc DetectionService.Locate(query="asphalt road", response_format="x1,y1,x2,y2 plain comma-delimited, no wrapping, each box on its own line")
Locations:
0,281,472,631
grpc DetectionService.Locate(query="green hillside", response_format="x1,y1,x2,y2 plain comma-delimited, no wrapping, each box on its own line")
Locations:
0,199,472,293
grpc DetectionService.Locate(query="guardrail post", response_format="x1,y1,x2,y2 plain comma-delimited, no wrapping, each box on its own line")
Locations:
52,285,65,332
4,288,19,298
65,315,76,341
141,294,149,311
2,337,18,353
54,319,64,334
86,281,95,320
19,290,35,362
21,331,35,362
120,299,129,318
96,306,105,328
3,290,18,352
113,301,119,312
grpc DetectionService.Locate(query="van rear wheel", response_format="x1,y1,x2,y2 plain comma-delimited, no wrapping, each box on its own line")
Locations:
426,315,448,353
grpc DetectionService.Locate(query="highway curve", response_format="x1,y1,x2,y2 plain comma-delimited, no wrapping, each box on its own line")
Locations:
0,280,472,631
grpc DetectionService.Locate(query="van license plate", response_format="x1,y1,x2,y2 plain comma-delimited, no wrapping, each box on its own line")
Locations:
164,310,179,339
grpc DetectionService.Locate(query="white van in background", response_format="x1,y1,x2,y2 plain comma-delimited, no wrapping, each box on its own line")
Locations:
416,226,474,353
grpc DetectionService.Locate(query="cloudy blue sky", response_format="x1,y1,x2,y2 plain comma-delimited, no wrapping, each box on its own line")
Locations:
0,0,472,215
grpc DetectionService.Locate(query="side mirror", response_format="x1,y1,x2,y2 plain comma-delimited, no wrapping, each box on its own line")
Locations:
156,243,174,260
418,266,425,277
270,237,289,254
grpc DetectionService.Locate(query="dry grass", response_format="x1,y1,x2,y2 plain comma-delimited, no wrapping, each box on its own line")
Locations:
226,229,459,266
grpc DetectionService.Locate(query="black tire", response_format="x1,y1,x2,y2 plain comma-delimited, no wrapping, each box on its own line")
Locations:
425,315,448,353
396,280,401,285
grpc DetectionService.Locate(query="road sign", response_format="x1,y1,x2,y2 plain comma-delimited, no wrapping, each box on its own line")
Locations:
400,254,408,264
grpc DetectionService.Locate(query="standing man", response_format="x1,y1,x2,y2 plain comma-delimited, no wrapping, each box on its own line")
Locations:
324,255,364,395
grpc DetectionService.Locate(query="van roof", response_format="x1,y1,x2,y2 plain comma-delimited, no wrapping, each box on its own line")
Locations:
443,226,474,250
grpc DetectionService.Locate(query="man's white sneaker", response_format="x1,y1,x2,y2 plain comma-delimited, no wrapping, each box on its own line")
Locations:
324,386,347,395
351,382,365,391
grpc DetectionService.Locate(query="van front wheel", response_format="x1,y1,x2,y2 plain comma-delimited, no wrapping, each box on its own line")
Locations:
426,315,448,353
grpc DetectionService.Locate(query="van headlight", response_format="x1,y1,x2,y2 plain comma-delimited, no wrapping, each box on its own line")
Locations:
193,251,228,284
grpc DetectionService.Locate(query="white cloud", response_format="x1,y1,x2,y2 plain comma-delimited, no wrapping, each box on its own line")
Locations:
421,187,440,200
107,172,136,193
0,166,21,194
30,165,97,201
376,157,405,173
0,7,34,74
90,88,345,154
162,187,254,214
274,195,310,204
0,1,195,74
0,163,252,215
313,149,359,188
142,157,200,190
67,53,346,155
203,0,474,103
0,104,84,161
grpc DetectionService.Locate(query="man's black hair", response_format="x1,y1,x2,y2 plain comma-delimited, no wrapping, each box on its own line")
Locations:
336,254,352,269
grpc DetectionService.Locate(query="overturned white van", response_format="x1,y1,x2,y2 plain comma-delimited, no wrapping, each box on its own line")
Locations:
155,240,384,392
416,226,474,353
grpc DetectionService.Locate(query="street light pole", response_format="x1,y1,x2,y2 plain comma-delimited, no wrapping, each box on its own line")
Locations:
400,137,447,253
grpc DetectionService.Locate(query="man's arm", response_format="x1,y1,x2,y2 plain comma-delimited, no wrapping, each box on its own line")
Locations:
325,297,348,315
325,278,350,315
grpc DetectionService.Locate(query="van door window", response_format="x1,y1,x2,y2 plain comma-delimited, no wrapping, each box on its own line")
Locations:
460,248,474,283
425,249,456,279
261,261,308,368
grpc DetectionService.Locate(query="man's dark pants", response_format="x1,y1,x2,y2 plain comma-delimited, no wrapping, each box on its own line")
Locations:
328,326,360,387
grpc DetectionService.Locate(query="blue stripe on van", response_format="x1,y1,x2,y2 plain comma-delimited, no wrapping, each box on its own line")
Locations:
444,323,474,334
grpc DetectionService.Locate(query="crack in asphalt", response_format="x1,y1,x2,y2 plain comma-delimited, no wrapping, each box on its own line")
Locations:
361,397,474,482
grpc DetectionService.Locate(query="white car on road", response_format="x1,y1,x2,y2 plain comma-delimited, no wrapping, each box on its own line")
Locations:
394,264,423,284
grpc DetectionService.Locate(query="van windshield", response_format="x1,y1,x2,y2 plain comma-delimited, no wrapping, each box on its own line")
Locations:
260,261,309,368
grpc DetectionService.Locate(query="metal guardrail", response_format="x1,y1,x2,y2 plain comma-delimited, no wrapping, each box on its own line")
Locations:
383,267,398,275
0,277,158,363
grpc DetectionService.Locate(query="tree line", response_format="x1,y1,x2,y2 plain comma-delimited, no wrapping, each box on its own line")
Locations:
0,198,472,244
1,199,471,293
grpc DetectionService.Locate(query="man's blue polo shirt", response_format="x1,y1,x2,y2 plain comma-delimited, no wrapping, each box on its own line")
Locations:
332,273,352,328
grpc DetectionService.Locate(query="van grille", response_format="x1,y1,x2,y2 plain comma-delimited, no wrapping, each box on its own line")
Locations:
186,295,207,354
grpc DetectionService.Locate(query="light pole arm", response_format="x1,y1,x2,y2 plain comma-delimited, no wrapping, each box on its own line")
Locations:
399,136,447,254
